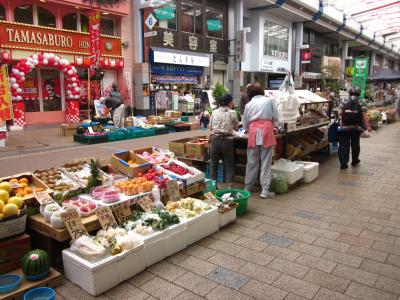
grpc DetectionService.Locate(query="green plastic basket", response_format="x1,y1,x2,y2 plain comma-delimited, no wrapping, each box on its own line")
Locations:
215,189,250,215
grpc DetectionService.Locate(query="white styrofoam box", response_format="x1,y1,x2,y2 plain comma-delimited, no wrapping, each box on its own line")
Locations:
271,159,304,185
0,139,5,148
115,244,145,282
163,222,187,257
184,207,219,245
219,209,236,228
157,159,205,186
62,249,124,296
294,161,319,183
142,231,166,267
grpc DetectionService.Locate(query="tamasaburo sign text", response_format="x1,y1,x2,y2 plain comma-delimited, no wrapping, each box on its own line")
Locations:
0,21,122,57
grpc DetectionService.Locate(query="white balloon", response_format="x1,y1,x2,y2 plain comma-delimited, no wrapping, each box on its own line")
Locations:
60,59,67,65
12,69,19,74
67,70,73,75
55,56,60,62
67,90,72,94
71,77,77,82
12,96,16,100
72,83,77,88
74,87,80,92
12,83,19,89
17,88,22,93
21,77,25,81
75,95,80,99
32,54,38,60
33,59,39,65
43,59,49,65
19,72,25,77
16,96,22,101
9,77,16,83
48,53,55,58
43,53,50,59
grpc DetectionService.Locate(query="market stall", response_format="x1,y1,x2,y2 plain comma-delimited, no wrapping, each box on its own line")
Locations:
0,145,238,297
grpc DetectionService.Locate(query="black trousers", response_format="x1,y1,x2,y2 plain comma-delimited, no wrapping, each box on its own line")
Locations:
338,130,361,166
210,135,234,183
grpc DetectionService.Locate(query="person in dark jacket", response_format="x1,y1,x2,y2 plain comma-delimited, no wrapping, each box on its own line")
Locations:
337,87,364,169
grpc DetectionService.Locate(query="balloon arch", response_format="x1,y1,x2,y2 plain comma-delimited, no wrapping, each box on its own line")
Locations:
9,53,82,126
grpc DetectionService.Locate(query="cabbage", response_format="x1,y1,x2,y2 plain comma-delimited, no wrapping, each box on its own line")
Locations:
272,174,288,194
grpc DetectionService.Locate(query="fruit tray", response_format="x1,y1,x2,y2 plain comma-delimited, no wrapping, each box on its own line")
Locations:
33,169,82,195
62,162,113,187
157,160,205,186
80,191,151,208
74,134,108,144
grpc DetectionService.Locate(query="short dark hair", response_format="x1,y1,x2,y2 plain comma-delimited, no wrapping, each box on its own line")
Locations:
44,79,55,87
246,84,264,100
220,93,233,106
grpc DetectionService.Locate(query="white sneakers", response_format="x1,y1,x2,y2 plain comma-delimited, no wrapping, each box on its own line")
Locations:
260,191,276,199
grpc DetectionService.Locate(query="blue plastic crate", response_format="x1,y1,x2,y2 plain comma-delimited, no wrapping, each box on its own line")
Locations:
205,179,217,193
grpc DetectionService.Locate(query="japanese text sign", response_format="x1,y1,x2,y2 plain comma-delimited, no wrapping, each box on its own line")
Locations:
61,209,88,240
112,202,133,225
89,12,101,68
0,65,12,122
96,206,118,230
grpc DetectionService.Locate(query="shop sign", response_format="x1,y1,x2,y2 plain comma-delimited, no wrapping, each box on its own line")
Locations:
261,58,290,73
209,39,218,53
89,12,101,68
154,7,175,20
151,63,203,76
301,51,311,64
352,57,369,99
163,31,175,47
207,19,222,31
302,72,323,79
235,30,246,62
269,49,288,60
0,21,122,58
152,49,210,67
188,35,198,51
0,65,12,122
145,13,157,30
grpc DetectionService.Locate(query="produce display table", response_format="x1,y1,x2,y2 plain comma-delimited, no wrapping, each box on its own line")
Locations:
29,214,100,242
1,268,61,300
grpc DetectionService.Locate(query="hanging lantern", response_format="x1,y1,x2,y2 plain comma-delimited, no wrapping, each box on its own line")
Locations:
1,51,10,63
76,57,83,65
101,59,110,67
110,60,116,67
117,59,124,68
84,58,91,67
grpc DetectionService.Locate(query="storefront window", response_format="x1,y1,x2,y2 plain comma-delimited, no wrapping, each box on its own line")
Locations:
181,2,202,35
38,7,56,28
41,69,62,112
154,1,177,31
101,18,115,36
264,21,289,60
81,15,89,32
206,9,223,39
0,5,5,21
23,70,40,113
63,13,77,31
14,5,34,24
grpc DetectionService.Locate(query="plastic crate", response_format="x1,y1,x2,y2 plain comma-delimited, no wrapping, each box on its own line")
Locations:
205,162,224,182
73,134,108,144
108,131,126,142
181,116,189,122
173,125,191,132
155,127,170,135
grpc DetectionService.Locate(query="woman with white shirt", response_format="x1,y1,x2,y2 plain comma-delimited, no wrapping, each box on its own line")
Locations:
242,84,280,198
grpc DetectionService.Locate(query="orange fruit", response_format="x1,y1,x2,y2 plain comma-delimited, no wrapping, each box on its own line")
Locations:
9,179,19,183
15,188,24,194
19,178,29,184
20,182,28,188
24,187,33,194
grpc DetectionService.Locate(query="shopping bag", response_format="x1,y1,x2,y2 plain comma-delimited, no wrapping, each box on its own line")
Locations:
327,120,339,143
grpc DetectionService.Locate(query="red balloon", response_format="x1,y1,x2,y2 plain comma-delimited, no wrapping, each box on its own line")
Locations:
38,54,44,61
49,58,55,65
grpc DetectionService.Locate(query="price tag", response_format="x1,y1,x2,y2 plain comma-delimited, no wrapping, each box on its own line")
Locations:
138,196,155,212
88,127,94,134
95,206,118,230
113,202,133,225
167,180,181,202
204,192,221,206
33,190,55,205
61,209,88,240
9,182,23,189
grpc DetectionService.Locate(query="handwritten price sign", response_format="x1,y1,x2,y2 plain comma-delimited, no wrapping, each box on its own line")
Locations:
204,192,220,206
137,196,155,212
96,206,118,230
112,202,133,225
167,180,181,202
61,209,88,240
33,190,55,205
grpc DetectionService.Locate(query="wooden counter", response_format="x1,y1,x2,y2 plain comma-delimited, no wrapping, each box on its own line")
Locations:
29,214,100,242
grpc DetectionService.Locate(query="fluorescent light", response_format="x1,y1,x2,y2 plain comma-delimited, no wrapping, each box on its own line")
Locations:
102,12,109,15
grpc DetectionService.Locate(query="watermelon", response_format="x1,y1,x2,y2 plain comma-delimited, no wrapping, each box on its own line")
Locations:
22,249,50,281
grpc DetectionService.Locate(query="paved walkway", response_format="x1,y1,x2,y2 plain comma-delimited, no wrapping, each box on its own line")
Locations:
40,123,400,299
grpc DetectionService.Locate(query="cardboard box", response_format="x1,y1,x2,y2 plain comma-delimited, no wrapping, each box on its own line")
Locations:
186,139,208,157
185,181,206,196
165,111,182,118
168,138,193,156
110,151,152,178
0,173,52,205
60,124,77,136
0,233,31,275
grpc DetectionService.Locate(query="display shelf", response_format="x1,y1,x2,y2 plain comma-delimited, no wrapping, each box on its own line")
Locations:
29,214,100,242
0,268,61,300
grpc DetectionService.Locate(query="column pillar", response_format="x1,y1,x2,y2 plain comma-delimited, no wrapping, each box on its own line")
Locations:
341,40,348,81
369,51,376,74
294,22,303,77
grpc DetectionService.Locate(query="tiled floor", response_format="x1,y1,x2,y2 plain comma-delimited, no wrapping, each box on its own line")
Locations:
55,123,400,299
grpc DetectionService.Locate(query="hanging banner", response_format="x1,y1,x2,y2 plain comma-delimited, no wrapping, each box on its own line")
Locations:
352,57,369,99
89,11,101,68
0,65,13,122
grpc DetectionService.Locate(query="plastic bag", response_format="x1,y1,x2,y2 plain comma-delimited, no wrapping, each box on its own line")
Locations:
71,235,106,258
272,174,288,194
276,74,300,123
273,158,300,171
